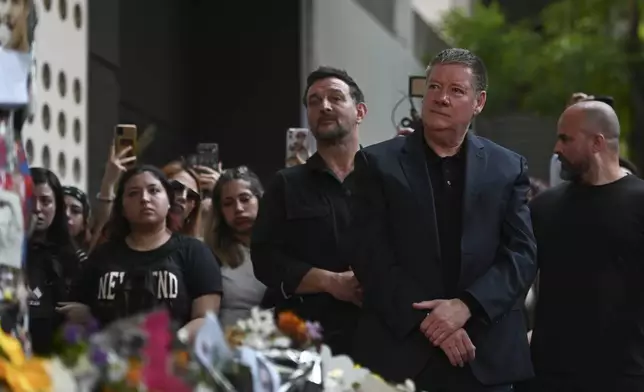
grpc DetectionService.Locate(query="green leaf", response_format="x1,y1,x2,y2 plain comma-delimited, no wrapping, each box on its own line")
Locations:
436,0,640,142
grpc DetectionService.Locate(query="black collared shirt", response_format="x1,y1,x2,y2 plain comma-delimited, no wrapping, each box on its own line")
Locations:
424,142,466,297
251,153,359,354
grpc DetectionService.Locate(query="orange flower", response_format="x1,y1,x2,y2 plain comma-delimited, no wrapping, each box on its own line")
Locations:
0,331,51,392
0,357,51,392
125,359,142,386
174,351,190,369
278,312,308,342
225,326,245,347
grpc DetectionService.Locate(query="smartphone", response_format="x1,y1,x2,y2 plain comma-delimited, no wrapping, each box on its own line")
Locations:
285,128,315,167
114,124,137,166
188,143,219,170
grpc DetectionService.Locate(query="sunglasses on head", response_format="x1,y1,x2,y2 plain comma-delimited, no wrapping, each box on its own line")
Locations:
169,180,200,201
224,165,249,175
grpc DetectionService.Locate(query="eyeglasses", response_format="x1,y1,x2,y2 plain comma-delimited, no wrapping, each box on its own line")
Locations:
169,180,200,201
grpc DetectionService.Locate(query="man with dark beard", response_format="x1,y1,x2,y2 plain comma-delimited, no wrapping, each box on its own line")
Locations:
526,100,644,391
251,67,366,355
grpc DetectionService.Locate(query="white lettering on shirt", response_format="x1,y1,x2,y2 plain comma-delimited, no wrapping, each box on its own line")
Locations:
97,270,179,300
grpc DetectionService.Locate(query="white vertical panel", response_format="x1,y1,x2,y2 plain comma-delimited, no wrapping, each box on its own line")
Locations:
22,0,88,191
412,0,472,27
313,0,424,146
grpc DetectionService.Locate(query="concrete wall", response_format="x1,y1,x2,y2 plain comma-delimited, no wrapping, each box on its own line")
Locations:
476,115,557,182
412,0,473,26
22,0,88,190
308,0,426,146
87,0,302,192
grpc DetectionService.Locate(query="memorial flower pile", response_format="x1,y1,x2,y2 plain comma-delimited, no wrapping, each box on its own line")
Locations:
0,307,421,391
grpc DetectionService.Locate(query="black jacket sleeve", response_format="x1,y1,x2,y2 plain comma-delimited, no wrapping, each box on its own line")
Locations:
350,150,428,339
463,157,538,322
251,173,313,298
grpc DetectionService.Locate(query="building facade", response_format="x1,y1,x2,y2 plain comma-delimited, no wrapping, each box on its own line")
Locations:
21,0,88,191
303,0,446,146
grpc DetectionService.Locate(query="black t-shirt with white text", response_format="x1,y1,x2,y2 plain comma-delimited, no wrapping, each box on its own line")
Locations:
70,234,223,328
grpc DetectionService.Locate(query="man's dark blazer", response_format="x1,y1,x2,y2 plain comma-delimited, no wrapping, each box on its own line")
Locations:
349,130,538,386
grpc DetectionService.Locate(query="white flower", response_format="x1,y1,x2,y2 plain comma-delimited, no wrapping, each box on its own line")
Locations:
234,308,281,349
245,308,275,336
242,334,269,351
395,379,416,392
194,382,215,392
106,352,128,382
45,358,77,392
176,327,190,344
236,318,248,331
324,369,348,392
272,336,291,348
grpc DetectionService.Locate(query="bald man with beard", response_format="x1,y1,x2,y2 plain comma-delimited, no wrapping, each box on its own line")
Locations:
525,101,644,392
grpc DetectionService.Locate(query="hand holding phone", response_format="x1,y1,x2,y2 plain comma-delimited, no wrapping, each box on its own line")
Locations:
196,143,219,169
114,124,138,168
192,164,221,196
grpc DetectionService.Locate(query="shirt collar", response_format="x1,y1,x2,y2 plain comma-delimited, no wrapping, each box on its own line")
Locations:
305,146,365,172
424,137,466,164
306,152,327,172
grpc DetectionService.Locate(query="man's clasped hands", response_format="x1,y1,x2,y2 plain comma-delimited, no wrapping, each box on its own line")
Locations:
413,299,475,368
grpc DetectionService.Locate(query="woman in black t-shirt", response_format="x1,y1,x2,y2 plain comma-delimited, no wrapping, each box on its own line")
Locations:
63,166,222,341
28,168,83,355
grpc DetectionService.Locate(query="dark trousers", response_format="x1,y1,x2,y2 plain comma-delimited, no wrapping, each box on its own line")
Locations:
414,361,514,392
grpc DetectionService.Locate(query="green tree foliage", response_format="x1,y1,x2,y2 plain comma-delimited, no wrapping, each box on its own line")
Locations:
438,0,644,148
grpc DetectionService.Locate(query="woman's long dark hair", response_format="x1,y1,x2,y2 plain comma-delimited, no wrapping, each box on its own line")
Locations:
206,166,263,268
29,167,79,274
62,186,91,251
30,168,74,245
106,165,177,241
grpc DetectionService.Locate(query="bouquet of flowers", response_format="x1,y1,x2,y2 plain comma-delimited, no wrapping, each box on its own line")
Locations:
0,307,421,392
223,308,419,392
222,308,325,391
45,309,201,392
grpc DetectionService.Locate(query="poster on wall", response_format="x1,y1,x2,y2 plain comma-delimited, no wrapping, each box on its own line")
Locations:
0,0,36,351
0,0,35,107
285,128,316,168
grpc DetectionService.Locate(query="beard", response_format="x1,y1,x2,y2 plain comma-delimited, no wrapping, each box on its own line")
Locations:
311,121,350,144
558,155,590,182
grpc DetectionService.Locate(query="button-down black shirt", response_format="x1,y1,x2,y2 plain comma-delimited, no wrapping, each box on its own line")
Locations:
423,139,487,319
425,142,466,297
251,153,359,354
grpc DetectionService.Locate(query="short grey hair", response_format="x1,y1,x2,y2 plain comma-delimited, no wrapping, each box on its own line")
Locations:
426,48,488,93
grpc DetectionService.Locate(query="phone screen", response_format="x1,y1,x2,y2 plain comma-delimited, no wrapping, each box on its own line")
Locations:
195,143,219,169
114,125,137,166
285,128,315,167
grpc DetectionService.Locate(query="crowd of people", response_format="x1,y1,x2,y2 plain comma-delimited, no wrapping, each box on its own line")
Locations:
27,155,268,354
21,47,644,392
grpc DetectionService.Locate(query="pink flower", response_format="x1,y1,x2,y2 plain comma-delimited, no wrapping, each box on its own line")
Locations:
141,310,191,392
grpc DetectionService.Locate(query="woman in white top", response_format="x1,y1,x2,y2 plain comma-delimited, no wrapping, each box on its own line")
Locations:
205,166,266,328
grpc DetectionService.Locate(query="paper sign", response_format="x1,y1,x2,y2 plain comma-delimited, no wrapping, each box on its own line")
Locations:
193,312,234,371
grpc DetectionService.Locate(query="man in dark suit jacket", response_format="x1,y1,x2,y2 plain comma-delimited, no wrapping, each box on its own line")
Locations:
349,48,537,392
